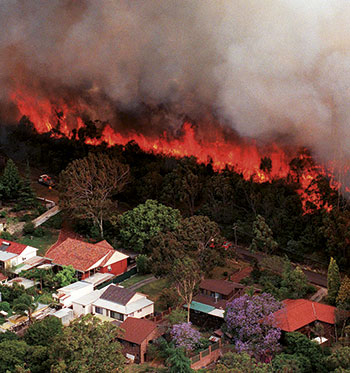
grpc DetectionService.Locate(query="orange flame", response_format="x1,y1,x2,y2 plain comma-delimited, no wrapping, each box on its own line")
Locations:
10,89,340,213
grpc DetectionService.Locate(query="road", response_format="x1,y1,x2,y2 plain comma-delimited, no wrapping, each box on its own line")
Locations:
235,246,328,287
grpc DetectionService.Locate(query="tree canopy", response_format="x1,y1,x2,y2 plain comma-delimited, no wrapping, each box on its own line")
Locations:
118,199,181,253
59,152,129,238
225,293,282,360
49,314,125,373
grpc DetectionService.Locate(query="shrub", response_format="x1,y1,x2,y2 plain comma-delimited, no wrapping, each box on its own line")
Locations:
0,211,7,218
19,214,34,223
43,212,62,229
37,293,54,304
136,254,151,274
33,227,45,237
23,221,35,235
0,301,11,313
158,287,182,310
0,231,13,240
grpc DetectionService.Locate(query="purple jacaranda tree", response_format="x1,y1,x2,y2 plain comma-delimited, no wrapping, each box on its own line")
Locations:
170,322,201,351
225,293,282,360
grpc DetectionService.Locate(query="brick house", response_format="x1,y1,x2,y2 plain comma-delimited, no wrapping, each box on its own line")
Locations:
45,238,128,280
272,299,338,343
92,284,154,321
117,317,160,363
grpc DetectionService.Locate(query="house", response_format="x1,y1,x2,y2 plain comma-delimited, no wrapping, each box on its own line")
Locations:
0,239,38,271
272,299,338,343
7,277,37,289
54,281,94,307
92,284,154,322
188,279,246,318
72,289,102,317
186,279,259,328
117,317,160,364
45,238,128,280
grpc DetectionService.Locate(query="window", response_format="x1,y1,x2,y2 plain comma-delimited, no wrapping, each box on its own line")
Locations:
95,307,103,314
108,265,112,272
110,311,124,321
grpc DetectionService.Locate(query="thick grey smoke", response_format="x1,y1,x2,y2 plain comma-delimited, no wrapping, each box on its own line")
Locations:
1,0,350,165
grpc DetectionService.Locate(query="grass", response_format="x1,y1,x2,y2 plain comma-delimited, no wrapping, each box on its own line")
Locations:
19,229,59,256
136,278,171,312
120,273,153,288
210,258,242,280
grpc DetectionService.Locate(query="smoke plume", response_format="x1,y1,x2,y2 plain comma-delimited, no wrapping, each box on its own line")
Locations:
1,0,350,165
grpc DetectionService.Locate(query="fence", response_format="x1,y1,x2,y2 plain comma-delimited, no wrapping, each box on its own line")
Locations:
190,339,223,370
96,266,138,289
146,308,172,323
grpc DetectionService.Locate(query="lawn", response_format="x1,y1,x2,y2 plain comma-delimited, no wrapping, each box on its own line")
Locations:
120,274,153,288
19,229,59,256
136,278,171,312
210,258,242,280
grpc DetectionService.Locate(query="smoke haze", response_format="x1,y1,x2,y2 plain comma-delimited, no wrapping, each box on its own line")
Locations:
1,0,350,164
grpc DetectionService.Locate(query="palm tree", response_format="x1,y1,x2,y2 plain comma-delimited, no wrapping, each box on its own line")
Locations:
12,294,37,324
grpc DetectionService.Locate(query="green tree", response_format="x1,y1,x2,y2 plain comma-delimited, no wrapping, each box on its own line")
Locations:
325,346,350,372
170,257,201,323
213,352,271,373
250,214,278,254
17,163,37,210
119,199,181,253
165,309,187,326
0,340,29,373
337,276,350,310
13,294,37,324
327,257,341,305
1,159,22,200
24,316,63,347
150,215,225,276
136,254,151,274
21,268,56,291
165,347,193,373
272,353,310,373
59,153,129,238
49,314,125,372
54,265,76,287
280,262,313,299
284,332,327,373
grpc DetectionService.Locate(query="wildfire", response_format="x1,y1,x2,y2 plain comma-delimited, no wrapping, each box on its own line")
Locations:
10,90,340,213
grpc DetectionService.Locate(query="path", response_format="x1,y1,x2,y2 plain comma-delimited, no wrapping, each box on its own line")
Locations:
310,287,328,302
128,276,157,291
33,205,60,228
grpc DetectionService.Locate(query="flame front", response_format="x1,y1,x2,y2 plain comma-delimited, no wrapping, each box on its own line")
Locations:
10,89,340,214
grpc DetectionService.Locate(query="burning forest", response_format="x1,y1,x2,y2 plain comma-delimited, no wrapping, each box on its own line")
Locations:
1,1,350,264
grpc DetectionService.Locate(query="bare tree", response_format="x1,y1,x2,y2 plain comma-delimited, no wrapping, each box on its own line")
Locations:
59,153,129,238
170,256,201,323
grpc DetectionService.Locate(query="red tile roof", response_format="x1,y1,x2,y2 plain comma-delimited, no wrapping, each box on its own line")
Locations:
45,238,114,272
273,299,336,332
0,239,27,255
119,317,157,345
96,240,114,250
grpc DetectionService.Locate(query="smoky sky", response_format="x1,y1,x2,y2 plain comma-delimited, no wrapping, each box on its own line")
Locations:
2,0,350,164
